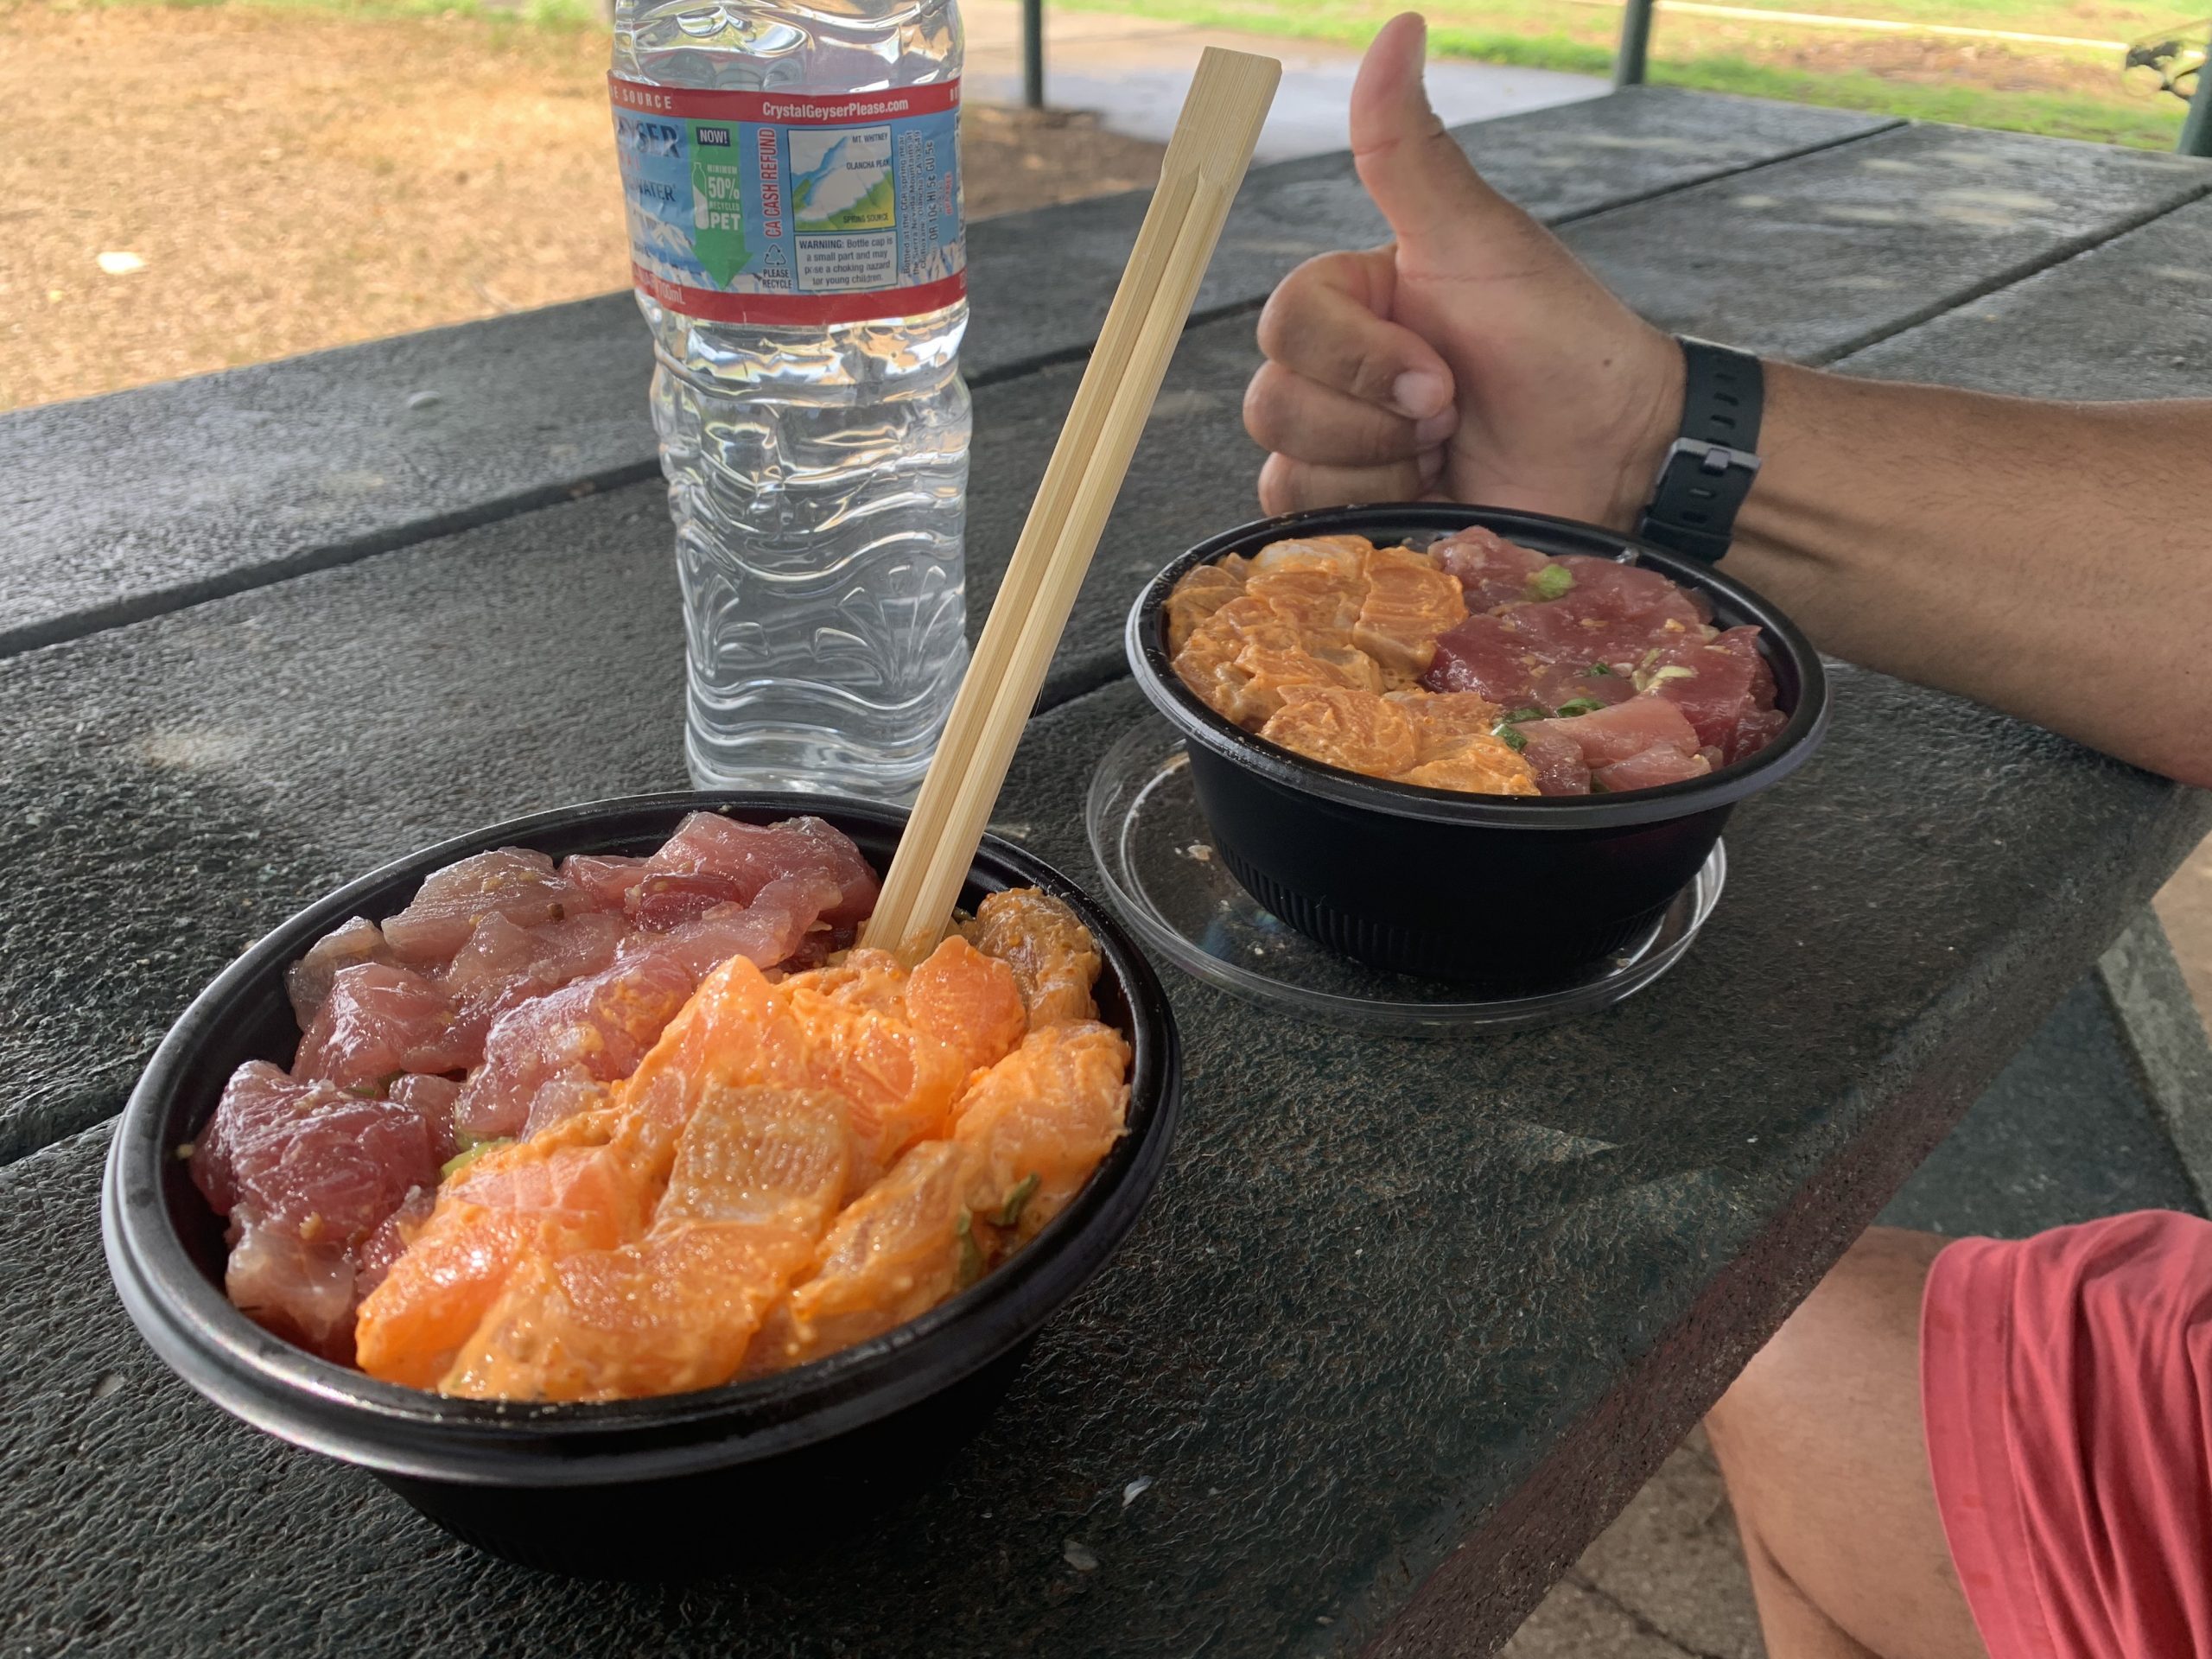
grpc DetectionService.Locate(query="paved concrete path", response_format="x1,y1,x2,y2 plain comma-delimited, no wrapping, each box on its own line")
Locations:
961,0,1608,162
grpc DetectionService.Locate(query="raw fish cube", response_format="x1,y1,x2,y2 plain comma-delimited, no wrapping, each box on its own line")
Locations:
642,813,878,929
451,954,697,1142
439,1223,814,1402
1433,527,1548,608
1354,544,1465,684
1165,561,1247,656
354,1109,655,1389
749,1021,1131,1376
285,917,395,1027
965,888,1102,1028
1260,684,1420,777
191,1060,443,1360
381,848,589,971
1524,696,1702,767
293,963,475,1091
904,936,1028,1074
1516,723,1593,795
1593,743,1712,791
1395,747,1538,795
559,854,651,910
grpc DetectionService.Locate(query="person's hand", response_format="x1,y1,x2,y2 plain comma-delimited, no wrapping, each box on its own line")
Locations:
1244,12,1683,528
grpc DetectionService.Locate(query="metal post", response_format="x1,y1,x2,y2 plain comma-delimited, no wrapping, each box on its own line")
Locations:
1023,0,1046,110
1614,0,1655,88
2180,25,2212,156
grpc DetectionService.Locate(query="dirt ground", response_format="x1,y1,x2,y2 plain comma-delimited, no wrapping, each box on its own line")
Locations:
0,1,1164,410
1766,31,2172,97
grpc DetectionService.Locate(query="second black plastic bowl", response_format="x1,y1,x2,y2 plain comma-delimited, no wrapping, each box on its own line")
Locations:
1126,504,1832,984
102,792,1179,1578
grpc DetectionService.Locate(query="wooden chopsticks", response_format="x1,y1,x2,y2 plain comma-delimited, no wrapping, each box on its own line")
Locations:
863,47,1281,961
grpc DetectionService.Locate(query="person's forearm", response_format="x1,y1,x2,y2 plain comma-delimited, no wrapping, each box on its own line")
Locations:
1713,364,2212,785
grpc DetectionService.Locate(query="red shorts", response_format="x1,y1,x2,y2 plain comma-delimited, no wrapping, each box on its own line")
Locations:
1922,1210,2212,1658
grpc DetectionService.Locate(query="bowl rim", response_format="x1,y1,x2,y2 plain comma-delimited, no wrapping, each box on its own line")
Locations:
1125,501,1833,829
102,791,1180,1488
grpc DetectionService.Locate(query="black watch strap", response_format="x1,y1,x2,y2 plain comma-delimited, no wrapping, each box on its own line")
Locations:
1635,337,1764,563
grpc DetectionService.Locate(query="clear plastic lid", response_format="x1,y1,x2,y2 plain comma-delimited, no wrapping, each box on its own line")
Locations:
1085,715,1726,1033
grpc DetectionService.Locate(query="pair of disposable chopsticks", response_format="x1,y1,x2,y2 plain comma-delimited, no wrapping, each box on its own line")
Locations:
863,48,1281,961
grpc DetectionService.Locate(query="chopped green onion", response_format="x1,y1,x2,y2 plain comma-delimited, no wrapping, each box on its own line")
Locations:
1554,697,1605,718
1632,663,1700,694
1586,662,1616,677
996,1173,1041,1230
1527,564,1574,601
441,1138,512,1182
956,1209,985,1288
1491,704,1549,752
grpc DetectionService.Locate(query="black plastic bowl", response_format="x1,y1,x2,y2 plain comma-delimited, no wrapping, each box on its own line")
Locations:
1127,503,1831,984
103,792,1179,1578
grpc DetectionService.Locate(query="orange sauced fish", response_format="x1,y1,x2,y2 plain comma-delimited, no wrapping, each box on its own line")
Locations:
353,887,1128,1402
783,946,907,1014
964,887,1102,1028
901,936,1029,1075
1163,553,1249,656
1354,543,1466,685
948,1020,1132,1247
745,1020,1132,1376
1389,690,1539,795
437,1086,851,1402
1167,531,1787,796
621,951,971,1195
1259,684,1421,778
353,1107,656,1389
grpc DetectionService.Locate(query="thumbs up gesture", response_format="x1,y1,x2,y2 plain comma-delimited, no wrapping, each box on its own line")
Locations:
1246,13,1683,526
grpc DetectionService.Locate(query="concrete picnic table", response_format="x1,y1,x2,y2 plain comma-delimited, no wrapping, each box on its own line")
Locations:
8,88,2212,1656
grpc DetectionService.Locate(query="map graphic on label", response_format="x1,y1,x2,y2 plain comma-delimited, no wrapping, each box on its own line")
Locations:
609,76,964,326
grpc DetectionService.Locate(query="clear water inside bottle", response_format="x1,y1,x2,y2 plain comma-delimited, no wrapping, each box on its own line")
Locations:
614,1,971,798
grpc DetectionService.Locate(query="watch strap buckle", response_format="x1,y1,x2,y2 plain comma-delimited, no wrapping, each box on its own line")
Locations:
1635,339,1766,563
1664,435,1761,480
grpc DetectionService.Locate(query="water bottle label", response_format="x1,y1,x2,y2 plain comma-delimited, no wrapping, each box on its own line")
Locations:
610,77,964,325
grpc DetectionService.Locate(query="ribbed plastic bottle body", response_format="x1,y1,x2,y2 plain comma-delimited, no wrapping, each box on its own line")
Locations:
614,1,969,797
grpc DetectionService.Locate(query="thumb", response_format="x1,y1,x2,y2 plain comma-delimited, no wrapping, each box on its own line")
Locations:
1350,14,1520,266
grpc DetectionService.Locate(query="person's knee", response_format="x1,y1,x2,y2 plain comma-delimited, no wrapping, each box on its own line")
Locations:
1707,1225,1946,1470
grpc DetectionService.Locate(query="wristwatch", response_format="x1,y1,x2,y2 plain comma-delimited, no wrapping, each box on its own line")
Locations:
1635,337,1764,563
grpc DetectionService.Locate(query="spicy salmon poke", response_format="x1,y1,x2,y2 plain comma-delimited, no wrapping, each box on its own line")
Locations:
186,811,1133,1403
1166,527,1786,796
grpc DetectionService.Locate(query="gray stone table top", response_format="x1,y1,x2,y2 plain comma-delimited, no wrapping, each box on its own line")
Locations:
6,96,2212,1659
6,671,2209,1658
1839,191,2212,396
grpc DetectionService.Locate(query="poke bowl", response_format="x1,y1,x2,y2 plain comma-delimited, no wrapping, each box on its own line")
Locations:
102,791,1180,1577
1126,503,1830,985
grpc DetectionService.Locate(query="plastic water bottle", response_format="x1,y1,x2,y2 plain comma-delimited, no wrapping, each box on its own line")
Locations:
610,1,970,798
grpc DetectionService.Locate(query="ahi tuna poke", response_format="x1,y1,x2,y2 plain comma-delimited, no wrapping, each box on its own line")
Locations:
1166,529,1787,796
188,812,1131,1402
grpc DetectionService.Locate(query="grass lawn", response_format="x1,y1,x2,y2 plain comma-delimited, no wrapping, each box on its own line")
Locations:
1058,0,2196,148
64,0,2202,145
